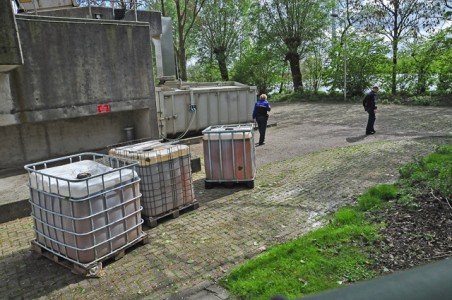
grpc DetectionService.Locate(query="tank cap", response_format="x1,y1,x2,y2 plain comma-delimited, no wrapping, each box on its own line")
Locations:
76,172,91,179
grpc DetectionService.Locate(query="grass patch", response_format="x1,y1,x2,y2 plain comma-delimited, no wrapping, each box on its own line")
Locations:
220,208,378,300
398,144,452,199
220,144,451,300
357,184,399,211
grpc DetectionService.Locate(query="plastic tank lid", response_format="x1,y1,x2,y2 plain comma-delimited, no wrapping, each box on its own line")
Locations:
109,141,190,165
202,124,253,140
29,160,136,198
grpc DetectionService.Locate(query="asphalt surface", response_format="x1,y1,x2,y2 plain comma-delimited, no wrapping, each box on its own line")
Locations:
0,102,451,299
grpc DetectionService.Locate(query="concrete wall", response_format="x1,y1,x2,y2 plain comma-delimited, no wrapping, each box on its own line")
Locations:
0,0,23,72
10,14,156,124
0,73,16,126
0,111,144,168
0,9,161,171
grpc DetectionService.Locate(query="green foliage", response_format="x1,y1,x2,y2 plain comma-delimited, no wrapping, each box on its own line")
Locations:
377,94,402,105
270,92,344,103
258,0,329,92
187,60,222,82
231,45,285,94
196,0,250,80
357,184,399,211
220,209,377,300
410,95,439,106
328,33,390,97
399,145,452,198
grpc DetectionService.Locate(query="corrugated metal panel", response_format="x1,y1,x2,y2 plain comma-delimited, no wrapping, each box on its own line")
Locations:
155,82,257,138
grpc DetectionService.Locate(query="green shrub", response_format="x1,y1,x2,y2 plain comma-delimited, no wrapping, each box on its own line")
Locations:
378,94,402,105
410,95,439,106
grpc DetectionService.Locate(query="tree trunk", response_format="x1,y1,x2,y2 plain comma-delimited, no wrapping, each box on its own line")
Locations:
391,3,399,95
391,40,398,95
286,52,303,92
417,69,427,94
160,0,165,16
178,36,188,81
214,48,229,81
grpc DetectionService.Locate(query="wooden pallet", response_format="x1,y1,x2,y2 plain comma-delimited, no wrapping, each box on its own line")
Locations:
205,180,254,189
30,232,149,277
143,201,200,228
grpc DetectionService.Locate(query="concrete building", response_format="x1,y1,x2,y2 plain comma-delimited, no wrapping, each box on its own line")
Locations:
0,1,163,173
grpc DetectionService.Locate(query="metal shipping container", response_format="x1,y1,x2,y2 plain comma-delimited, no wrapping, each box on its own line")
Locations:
25,153,144,274
109,140,197,227
155,81,257,138
202,124,256,189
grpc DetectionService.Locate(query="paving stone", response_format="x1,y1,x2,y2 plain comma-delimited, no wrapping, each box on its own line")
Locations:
0,103,451,299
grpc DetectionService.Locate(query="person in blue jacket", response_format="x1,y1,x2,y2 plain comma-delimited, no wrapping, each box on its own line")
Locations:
363,86,379,135
252,94,271,145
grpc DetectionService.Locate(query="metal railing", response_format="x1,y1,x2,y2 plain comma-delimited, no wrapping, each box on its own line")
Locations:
16,0,147,22
86,0,145,22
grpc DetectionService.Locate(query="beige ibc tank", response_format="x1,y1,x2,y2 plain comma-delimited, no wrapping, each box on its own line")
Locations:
109,140,196,218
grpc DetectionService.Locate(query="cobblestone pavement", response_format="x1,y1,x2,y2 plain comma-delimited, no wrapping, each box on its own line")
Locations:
1,103,451,299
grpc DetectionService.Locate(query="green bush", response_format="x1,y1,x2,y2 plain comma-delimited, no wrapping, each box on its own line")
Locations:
377,94,402,105
410,95,439,106
270,92,344,103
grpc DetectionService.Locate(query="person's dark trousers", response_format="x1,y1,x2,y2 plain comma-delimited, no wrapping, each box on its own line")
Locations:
256,115,268,145
366,109,376,133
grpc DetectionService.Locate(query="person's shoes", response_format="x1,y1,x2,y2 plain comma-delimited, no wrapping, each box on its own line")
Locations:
366,131,375,135
259,142,265,145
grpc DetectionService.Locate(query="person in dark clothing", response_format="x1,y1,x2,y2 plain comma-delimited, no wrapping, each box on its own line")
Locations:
363,86,379,135
252,94,271,145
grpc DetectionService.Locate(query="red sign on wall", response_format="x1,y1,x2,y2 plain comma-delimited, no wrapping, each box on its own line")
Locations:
97,104,110,113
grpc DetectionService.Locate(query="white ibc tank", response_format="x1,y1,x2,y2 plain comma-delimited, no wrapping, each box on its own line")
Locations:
25,153,143,265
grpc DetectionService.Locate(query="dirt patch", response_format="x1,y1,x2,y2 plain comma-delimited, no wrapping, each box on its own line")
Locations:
369,193,452,274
